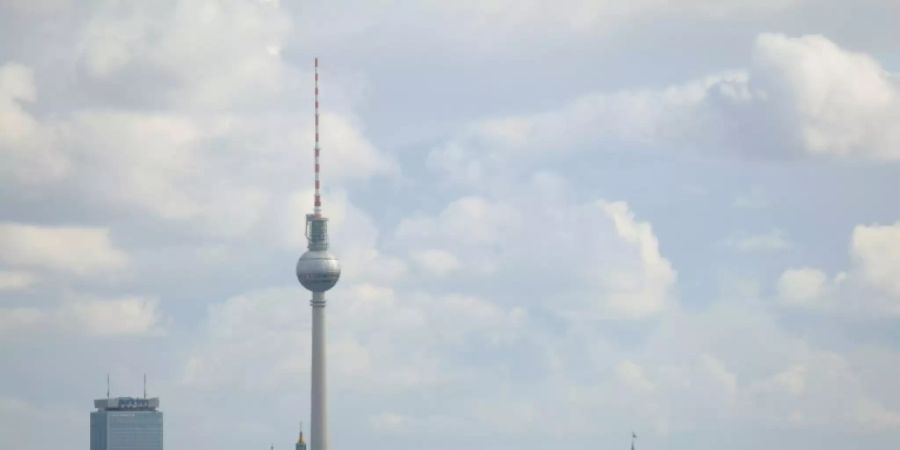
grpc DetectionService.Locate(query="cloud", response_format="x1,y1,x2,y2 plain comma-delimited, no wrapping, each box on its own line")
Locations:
0,270,36,290
409,249,461,276
0,0,394,242
62,296,163,336
749,351,900,429
401,0,804,54
631,301,900,433
174,197,898,444
428,71,754,184
396,195,520,247
0,395,81,450
776,220,900,314
183,284,527,394
0,222,129,276
429,33,900,186
183,287,308,391
394,174,676,319
752,33,900,159
594,201,677,318
777,267,831,306
315,112,397,181
615,360,655,393
0,62,35,139
0,62,66,183
48,108,389,239
851,221,900,297
0,295,162,336
77,0,291,108
65,111,209,220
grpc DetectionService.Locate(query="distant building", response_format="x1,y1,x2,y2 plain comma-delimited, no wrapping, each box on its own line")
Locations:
296,423,307,450
90,397,163,450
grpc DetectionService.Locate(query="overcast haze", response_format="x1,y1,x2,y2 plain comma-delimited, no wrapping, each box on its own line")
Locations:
2,0,900,449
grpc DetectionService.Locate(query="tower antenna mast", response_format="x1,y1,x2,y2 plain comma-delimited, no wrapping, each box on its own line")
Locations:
314,57,322,216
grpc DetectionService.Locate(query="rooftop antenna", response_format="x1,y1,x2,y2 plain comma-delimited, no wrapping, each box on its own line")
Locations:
106,373,110,400
143,374,147,399
313,57,322,216
631,432,637,450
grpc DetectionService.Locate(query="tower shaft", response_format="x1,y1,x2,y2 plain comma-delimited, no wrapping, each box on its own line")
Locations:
310,291,327,450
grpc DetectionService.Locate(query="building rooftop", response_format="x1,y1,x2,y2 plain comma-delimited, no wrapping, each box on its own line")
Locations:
94,397,160,411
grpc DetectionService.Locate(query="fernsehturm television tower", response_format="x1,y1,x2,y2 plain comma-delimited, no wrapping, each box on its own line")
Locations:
296,57,341,450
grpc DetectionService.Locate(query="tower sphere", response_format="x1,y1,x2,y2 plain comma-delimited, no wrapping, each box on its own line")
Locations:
296,250,341,292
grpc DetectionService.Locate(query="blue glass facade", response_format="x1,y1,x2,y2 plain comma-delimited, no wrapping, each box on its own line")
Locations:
90,398,163,450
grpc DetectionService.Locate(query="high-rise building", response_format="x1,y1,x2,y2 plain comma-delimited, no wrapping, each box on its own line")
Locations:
295,58,341,450
90,397,163,450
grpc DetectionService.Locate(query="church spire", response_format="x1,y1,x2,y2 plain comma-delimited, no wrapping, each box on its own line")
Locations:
296,421,307,450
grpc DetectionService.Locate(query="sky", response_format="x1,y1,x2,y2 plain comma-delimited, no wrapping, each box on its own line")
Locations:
1,0,900,449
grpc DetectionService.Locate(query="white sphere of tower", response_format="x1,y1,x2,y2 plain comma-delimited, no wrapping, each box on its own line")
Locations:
296,249,341,292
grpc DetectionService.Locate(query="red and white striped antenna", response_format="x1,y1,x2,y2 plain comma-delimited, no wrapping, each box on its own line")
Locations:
314,57,322,216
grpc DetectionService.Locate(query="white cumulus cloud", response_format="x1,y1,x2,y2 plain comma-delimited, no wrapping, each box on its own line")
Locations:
429,33,900,187
0,295,162,336
0,222,129,276
776,220,900,314
851,221,900,297
753,33,900,159
395,174,676,319
777,267,830,306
